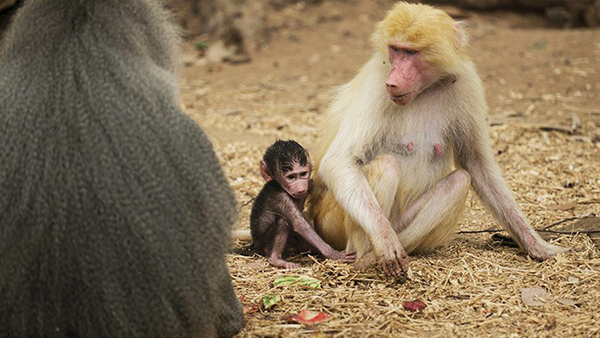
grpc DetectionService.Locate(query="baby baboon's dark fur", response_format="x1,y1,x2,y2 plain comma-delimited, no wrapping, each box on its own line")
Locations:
0,0,244,337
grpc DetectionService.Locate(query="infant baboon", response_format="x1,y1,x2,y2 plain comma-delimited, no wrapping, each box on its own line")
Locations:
241,140,356,269
0,0,243,337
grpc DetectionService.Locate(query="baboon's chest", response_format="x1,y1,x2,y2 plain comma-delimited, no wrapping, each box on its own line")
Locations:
383,109,449,161
387,138,447,161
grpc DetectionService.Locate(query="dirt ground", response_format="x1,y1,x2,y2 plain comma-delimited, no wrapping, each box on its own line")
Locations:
180,1,599,336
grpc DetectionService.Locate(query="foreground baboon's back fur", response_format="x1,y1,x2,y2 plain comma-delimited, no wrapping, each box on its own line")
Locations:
0,0,243,337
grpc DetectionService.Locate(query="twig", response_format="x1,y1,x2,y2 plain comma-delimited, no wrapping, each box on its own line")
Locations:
458,228,600,235
537,124,576,134
458,229,502,234
241,198,255,207
457,214,598,236
541,213,596,230
539,229,600,234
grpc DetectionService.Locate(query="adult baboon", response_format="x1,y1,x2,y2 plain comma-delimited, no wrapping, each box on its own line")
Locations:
307,2,566,279
0,0,244,337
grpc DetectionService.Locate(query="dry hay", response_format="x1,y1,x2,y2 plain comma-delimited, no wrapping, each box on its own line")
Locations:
177,1,600,335
192,87,600,337
228,236,598,337
212,127,600,337
183,61,600,338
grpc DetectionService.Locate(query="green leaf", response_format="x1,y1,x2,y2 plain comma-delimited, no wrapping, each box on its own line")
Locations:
273,275,321,289
528,41,547,50
261,294,281,310
194,42,209,50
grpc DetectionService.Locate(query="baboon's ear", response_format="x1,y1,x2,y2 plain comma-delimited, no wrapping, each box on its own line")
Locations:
453,21,469,50
260,160,273,182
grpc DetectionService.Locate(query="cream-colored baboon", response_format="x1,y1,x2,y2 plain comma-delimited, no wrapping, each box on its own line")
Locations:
307,2,567,279
0,0,243,336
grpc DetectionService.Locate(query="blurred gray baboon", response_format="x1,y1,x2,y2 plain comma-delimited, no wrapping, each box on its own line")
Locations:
0,0,244,337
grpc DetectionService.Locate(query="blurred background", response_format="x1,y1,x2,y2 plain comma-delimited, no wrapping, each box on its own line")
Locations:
2,1,600,61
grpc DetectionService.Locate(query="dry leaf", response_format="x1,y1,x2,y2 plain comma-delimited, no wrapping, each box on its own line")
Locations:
244,303,261,315
286,310,332,325
521,287,553,307
403,299,427,312
239,295,261,315
556,298,580,307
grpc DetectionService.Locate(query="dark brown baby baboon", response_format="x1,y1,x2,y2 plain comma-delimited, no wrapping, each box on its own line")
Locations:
0,0,243,337
241,140,356,269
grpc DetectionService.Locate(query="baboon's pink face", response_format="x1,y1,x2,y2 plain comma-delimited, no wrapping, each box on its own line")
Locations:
385,44,434,106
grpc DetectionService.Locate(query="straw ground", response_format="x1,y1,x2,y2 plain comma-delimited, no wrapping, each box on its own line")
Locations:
181,1,600,336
